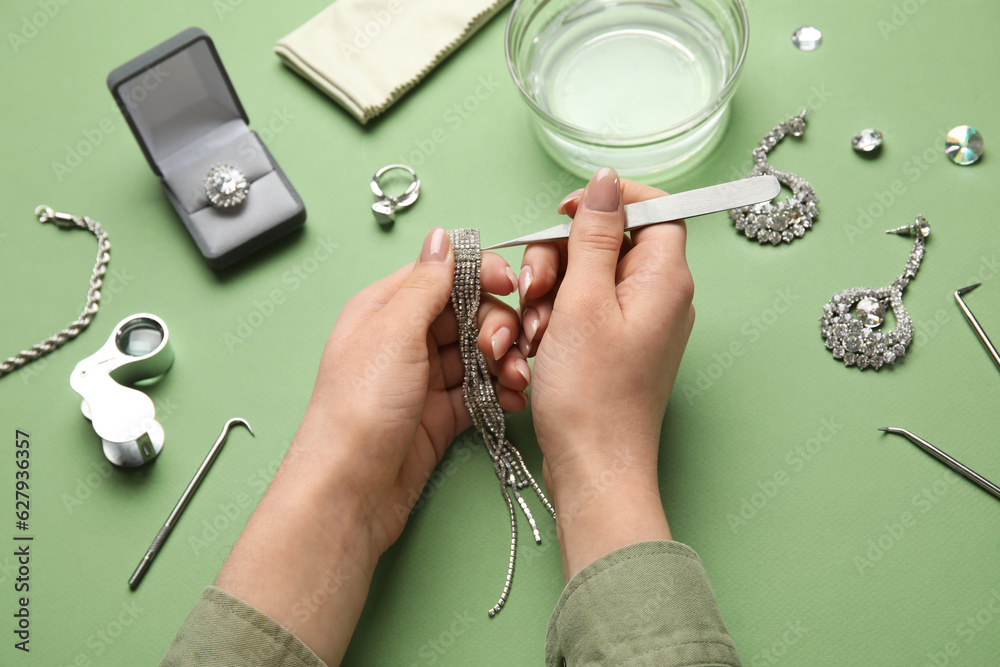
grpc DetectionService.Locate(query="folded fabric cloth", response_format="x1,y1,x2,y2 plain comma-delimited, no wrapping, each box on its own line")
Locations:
275,0,511,124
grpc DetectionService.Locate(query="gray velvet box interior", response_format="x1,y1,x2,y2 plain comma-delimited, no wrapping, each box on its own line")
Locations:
108,28,305,269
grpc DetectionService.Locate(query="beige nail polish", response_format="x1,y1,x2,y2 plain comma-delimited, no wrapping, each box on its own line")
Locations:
525,311,539,343
491,328,510,361
505,266,519,294
515,358,531,385
519,266,533,302
557,189,583,215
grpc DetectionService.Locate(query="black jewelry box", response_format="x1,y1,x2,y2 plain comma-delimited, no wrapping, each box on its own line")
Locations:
108,27,306,269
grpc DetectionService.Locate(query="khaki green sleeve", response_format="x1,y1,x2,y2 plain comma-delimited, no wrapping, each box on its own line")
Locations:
545,540,741,667
159,586,326,667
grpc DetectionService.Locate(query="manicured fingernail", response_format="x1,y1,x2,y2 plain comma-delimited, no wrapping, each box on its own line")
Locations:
515,358,531,385
523,308,539,346
420,227,448,262
491,326,511,361
557,189,584,215
519,265,533,302
585,167,620,213
505,266,519,294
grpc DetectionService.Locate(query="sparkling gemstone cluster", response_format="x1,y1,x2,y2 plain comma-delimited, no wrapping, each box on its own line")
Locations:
730,110,819,245
820,288,909,370
819,216,929,371
204,163,249,208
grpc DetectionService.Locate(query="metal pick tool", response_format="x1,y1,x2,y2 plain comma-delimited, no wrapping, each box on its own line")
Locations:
483,175,781,250
128,418,254,590
879,427,1000,502
954,284,1000,373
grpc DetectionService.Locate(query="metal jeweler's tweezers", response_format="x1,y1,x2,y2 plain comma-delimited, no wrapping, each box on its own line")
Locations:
128,418,254,589
483,175,781,250
954,284,1000,373
879,427,1000,502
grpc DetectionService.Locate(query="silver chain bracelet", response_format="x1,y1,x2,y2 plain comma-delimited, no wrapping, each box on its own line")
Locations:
0,206,110,380
448,228,556,617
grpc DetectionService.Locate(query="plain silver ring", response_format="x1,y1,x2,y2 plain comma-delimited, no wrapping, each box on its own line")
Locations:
371,164,420,207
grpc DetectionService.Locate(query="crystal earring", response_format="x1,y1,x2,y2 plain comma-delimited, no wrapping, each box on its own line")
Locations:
448,228,555,617
820,215,931,370
730,109,819,245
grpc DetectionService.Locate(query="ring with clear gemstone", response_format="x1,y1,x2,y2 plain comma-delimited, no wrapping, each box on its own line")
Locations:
204,164,250,209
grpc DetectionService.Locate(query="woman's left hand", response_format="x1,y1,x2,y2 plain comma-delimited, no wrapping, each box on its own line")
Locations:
296,226,530,555
215,227,529,666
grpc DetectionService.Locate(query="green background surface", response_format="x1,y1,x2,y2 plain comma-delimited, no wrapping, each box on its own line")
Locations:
1,0,999,665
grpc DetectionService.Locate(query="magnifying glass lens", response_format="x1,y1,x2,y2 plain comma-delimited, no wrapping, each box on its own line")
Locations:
116,318,165,356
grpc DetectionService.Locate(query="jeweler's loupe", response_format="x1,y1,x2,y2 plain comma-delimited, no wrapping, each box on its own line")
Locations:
70,314,174,467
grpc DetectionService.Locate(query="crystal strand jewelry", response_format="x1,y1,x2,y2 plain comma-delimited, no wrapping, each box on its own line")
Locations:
819,215,931,371
729,109,819,245
448,228,556,617
0,206,110,380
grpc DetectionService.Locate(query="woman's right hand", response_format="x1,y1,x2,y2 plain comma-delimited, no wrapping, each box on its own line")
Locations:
518,168,696,581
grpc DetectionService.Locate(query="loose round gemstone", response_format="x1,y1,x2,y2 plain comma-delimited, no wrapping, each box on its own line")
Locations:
854,297,886,328
945,125,983,165
792,26,822,51
852,129,883,154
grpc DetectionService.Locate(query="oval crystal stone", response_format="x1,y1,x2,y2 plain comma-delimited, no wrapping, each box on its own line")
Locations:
852,129,883,154
792,26,822,51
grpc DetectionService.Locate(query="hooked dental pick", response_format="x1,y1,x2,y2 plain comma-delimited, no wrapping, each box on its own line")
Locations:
954,284,1000,373
879,427,1000,502
128,418,254,589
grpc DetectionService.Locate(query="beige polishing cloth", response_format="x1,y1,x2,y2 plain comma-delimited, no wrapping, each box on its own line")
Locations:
275,0,512,124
